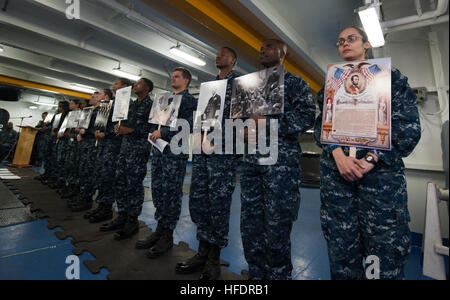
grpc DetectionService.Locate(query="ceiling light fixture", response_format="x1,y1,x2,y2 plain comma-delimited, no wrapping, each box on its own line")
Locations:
29,106,38,110
112,66,141,82
0,45,4,53
356,4,385,48
70,83,97,94
170,45,206,66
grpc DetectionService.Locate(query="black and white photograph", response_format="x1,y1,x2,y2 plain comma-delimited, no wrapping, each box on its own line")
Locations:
94,101,113,132
78,107,94,129
194,79,227,131
148,93,182,128
112,86,132,122
231,65,284,119
65,110,81,129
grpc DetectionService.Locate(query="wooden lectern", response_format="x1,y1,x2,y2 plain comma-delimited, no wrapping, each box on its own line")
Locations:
9,126,39,168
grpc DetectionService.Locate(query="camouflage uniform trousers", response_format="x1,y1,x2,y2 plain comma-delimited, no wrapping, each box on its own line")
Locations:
320,165,411,280
37,133,50,163
55,138,70,182
189,154,239,248
64,139,80,188
94,139,121,206
78,138,98,198
115,138,150,217
151,149,188,230
240,161,302,280
45,137,57,176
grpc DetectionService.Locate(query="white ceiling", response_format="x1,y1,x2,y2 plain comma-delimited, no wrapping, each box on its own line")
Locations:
0,0,447,106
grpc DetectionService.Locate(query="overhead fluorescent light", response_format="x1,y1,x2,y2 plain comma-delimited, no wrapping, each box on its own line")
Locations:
0,45,4,53
357,5,385,48
29,106,38,110
112,68,141,82
33,101,59,107
170,46,206,66
70,83,97,94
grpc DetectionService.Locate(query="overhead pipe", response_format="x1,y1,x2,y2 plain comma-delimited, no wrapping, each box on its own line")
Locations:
382,0,448,29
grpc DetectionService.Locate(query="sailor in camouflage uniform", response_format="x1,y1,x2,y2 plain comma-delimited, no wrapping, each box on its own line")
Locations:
175,48,240,280
71,93,100,212
87,80,131,223
100,78,153,241
136,68,196,258
0,122,18,161
240,39,316,280
314,27,421,280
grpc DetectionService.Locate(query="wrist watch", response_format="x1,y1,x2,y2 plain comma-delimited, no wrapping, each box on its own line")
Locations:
365,154,377,165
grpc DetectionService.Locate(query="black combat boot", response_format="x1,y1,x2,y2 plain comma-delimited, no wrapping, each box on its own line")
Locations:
89,204,113,223
175,240,210,274
49,180,64,189
100,212,127,232
42,176,57,185
199,244,221,280
71,196,93,212
147,228,174,259
114,216,139,240
61,185,77,199
84,205,102,219
135,221,164,249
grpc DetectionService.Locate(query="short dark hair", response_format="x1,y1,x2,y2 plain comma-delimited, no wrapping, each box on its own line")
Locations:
118,78,132,87
173,67,192,86
221,47,237,59
42,112,48,115
141,78,154,93
351,75,359,81
102,88,113,99
265,39,288,55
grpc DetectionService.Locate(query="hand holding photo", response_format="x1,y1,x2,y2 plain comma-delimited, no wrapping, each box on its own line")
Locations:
194,79,227,131
112,86,132,122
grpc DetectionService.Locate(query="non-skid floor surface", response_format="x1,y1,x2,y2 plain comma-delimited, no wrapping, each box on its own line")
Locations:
2,168,243,280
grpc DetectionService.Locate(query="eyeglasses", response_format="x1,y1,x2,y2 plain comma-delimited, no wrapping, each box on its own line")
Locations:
336,34,362,47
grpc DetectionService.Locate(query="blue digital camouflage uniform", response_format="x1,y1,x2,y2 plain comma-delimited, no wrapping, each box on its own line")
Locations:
55,114,70,183
95,107,122,206
42,115,57,175
115,95,152,217
240,70,316,280
48,113,67,179
0,128,18,160
63,129,80,187
78,107,99,199
189,71,241,249
151,89,196,230
313,68,421,280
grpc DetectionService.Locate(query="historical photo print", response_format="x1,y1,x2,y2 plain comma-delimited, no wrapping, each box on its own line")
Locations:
320,58,392,150
231,65,284,119
194,79,227,131
148,93,182,128
112,86,132,122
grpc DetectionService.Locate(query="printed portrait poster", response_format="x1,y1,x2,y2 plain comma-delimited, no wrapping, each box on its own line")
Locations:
320,58,392,150
231,65,284,119
66,110,81,129
94,101,113,132
194,79,228,131
112,86,132,122
148,93,183,128
78,107,94,129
